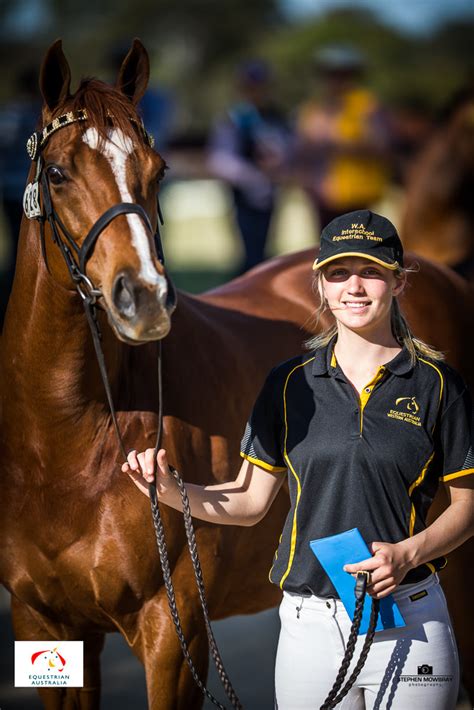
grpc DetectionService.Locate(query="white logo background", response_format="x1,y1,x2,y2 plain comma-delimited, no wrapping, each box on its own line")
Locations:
14,641,83,687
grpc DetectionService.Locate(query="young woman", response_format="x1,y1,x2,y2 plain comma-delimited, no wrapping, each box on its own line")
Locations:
122,210,473,709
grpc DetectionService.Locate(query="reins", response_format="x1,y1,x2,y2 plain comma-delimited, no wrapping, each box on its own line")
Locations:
24,109,379,710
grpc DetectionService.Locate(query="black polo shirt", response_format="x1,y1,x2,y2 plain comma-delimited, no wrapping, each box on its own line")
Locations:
240,339,473,597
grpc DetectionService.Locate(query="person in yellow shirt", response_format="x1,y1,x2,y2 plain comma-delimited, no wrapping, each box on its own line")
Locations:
295,45,392,230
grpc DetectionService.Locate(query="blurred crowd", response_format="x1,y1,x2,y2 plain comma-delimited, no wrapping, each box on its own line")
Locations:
1,42,471,326
206,45,435,275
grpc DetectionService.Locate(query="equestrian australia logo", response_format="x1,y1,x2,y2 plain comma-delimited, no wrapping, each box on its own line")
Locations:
14,641,84,688
387,396,421,427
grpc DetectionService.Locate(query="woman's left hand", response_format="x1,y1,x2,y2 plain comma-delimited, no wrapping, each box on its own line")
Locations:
343,540,414,599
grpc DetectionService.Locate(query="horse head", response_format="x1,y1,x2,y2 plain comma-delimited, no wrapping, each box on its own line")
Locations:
26,39,176,343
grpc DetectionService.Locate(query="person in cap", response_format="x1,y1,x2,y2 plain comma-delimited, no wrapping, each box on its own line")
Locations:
295,43,392,231
123,210,473,709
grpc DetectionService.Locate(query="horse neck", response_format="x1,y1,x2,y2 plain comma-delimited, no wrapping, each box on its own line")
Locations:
2,219,125,438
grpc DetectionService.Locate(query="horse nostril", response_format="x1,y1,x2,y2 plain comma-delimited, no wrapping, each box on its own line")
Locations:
112,274,137,319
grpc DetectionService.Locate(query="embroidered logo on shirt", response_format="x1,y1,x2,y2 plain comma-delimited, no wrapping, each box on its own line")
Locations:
395,396,420,413
387,396,421,427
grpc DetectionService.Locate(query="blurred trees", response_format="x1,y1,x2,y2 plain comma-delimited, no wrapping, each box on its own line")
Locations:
0,2,472,133
250,9,474,114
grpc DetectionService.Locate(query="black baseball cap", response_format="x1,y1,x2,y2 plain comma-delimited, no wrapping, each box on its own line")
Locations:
312,210,404,271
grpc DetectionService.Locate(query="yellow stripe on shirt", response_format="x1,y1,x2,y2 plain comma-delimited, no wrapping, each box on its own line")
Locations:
278,357,315,589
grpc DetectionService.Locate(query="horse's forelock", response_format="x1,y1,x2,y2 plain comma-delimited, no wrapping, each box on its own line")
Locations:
53,78,143,148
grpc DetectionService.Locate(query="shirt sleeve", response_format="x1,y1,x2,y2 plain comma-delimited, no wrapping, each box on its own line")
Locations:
438,385,474,482
240,368,286,473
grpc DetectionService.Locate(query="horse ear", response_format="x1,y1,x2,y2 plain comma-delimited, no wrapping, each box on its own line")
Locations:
116,38,149,105
39,39,71,113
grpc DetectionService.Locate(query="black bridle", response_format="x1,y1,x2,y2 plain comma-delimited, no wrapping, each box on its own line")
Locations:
24,110,242,709
25,111,174,454
39,166,169,306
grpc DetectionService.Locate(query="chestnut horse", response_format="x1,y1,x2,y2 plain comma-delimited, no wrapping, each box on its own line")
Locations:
0,40,473,709
401,89,474,279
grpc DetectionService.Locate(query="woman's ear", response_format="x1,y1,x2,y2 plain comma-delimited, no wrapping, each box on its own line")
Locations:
392,272,407,297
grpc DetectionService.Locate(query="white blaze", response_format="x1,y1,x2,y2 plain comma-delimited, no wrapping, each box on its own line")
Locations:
82,127,165,291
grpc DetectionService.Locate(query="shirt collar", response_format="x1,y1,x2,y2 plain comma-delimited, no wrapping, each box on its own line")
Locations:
384,346,414,375
311,337,337,376
311,337,414,377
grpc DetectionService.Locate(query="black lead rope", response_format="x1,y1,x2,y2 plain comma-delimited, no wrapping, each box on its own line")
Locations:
36,168,242,708
320,572,380,709
147,343,243,710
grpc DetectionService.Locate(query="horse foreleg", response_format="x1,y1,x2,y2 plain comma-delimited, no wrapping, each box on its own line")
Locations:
132,594,210,710
11,595,104,709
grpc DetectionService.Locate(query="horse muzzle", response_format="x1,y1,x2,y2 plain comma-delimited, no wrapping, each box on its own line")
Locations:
107,269,175,343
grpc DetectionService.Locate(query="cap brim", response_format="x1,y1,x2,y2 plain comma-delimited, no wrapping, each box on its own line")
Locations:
312,252,399,271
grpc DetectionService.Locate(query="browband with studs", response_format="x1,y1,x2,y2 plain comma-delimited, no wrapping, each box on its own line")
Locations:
26,108,155,161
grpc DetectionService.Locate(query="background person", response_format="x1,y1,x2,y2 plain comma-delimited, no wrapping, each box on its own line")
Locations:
294,45,392,231
123,210,473,709
207,59,290,274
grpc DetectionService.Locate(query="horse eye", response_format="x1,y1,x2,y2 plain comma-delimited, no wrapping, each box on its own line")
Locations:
157,163,169,183
47,165,66,185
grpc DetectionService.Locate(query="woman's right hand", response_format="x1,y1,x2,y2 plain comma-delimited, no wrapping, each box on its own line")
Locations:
121,448,172,499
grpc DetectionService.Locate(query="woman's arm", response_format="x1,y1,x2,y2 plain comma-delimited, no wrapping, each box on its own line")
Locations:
122,448,286,527
344,476,474,598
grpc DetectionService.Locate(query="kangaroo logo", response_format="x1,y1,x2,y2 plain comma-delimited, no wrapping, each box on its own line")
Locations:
395,396,420,414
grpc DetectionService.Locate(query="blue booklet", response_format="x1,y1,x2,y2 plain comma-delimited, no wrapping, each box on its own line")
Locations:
309,528,405,635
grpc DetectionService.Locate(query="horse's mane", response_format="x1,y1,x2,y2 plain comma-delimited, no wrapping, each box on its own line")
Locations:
53,78,144,146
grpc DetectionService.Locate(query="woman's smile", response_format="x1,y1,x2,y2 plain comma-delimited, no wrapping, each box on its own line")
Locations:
342,300,371,310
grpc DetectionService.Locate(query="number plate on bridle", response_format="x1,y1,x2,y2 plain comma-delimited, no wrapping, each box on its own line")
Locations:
23,180,42,219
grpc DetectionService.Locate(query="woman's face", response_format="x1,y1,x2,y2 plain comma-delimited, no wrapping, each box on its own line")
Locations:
321,257,404,336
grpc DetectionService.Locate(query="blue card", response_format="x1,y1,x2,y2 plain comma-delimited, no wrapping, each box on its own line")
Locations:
309,528,405,634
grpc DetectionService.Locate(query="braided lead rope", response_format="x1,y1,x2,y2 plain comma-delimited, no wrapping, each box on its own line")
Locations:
149,342,243,709
320,572,379,710
148,484,229,709
80,292,236,706
169,466,243,708
327,599,380,708
40,166,240,706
